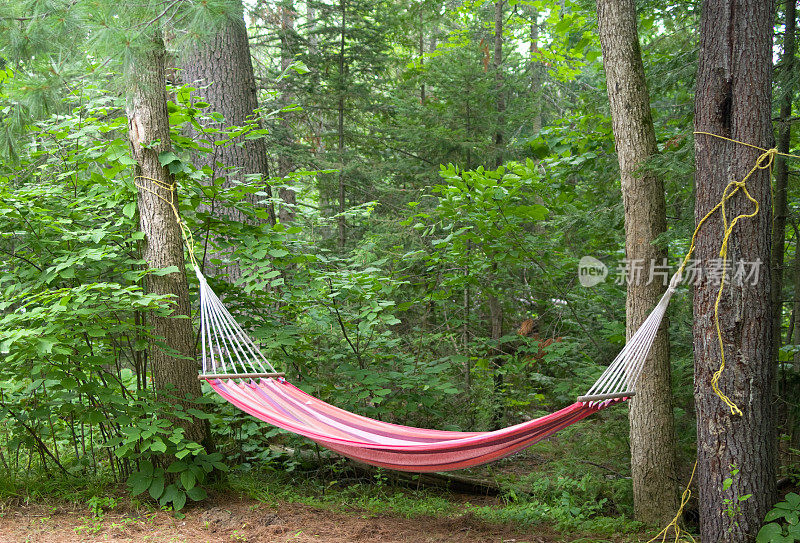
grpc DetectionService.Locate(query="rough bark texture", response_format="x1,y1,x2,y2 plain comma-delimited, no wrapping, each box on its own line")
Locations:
772,0,796,366
596,0,677,524
793,226,800,370
693,0,776,540
179,0,275,278
126,33,208,446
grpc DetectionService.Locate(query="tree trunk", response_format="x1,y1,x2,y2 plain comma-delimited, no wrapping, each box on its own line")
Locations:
493,0,504,169
278,0,297,224
306,1,325,161
694,0,776,540
793,220,800,371
179,0,275,279
337,0,347,251
529,6,542,134
126,31,208,446
772,0,796,366
596,0,677,524
419,5,425,104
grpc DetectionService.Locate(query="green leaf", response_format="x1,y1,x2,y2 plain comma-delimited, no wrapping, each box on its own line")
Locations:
167,461,189,474
186,486,207,502
152,266,180,276
159,484,179,506
158,151,179,166
290,60,310,74
767,509,789,522
129,474,151,497
172,490,187,511
123,202,137,219
148,475,165,500
180,470,196,491
35,338,56,354
756,523,785,543
139,460,154,478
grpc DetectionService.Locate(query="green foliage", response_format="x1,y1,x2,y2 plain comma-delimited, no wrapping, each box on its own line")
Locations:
722,465,753,532
127,453,224,511
0,84,227,511
86,495,118,518
2,0,785,538
758,493,800,543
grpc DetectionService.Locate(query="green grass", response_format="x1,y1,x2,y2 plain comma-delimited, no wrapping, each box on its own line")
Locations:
0,470,112,506
227,463,646,536
228,467,458,518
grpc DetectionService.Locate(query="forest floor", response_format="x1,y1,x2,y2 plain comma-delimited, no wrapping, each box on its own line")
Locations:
0,489,639,543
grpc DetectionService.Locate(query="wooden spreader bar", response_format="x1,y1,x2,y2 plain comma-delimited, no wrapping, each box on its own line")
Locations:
199,372,285,380
576,391,635,402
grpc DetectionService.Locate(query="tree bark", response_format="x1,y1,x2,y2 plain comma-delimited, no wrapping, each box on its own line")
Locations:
596,0,677,524
337,0,347,251
772,0,796,366
493,0,504,168
126,31,208,446
693,0,776,540
278,0,297,224
529,6,542,134
793,221,800,371
179,0,275,279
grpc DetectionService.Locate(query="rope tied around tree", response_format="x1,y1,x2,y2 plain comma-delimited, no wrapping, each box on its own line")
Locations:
647,133,795,543
133,175,200,272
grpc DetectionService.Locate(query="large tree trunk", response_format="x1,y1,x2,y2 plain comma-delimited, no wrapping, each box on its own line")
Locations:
694,0,776,541
489,0,505,428
179,0,275,279
126,31,208,446
793,220,800,372
596,0,677,524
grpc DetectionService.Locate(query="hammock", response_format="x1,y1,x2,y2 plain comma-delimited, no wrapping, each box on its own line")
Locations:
195,267,682,472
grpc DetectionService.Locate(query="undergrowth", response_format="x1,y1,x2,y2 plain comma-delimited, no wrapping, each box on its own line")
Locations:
228,459,645,536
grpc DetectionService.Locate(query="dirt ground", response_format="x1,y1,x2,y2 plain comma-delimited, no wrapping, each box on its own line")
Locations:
0,492,570,543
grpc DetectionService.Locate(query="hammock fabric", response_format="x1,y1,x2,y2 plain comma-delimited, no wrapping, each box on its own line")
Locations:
196,267,681,472
209,376,620,472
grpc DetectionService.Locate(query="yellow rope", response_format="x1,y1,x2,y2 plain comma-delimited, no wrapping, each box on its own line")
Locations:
646,461,698,543
133,176,200,271
686,132,788,415
644,132,798,542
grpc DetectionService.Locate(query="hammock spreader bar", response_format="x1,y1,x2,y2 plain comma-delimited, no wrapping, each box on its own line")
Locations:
196,266,680,472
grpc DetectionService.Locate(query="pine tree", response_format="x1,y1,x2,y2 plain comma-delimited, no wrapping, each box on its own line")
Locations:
596,0,678,524
126,30,209,446
693,0,776,540
179,0,276,280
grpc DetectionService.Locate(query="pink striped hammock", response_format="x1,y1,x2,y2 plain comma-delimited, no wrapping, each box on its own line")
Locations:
195,269,680,472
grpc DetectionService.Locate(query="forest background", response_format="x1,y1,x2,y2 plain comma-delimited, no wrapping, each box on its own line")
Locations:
0,0,797,541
